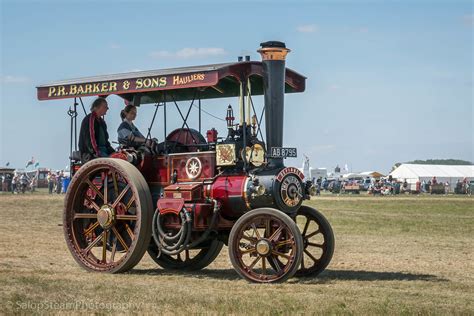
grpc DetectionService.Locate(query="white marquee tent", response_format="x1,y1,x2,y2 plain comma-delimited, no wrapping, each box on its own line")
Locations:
389,164,474,190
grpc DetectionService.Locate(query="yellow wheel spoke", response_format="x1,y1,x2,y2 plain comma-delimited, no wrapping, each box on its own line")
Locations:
248,256,260,269
112,227,129,251
112,171,119,197
251,223,261,239
85,179,104,201
102,230,108,263
74,213,97,220
110,237,117,262
103,173,108,205
125,223,135,240
112,184,130,209
275,240,293,248
83,221,99,236
271,250,291,260
116,214,137,221
126,196,135,210
84,232,103,254
269,226,283,242
84,196,100,212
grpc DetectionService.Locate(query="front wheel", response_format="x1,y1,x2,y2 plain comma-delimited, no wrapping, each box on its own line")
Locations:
228,208,303,283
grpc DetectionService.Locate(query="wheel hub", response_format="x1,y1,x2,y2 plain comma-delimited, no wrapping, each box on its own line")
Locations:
97,205,116,229
256,239,272,256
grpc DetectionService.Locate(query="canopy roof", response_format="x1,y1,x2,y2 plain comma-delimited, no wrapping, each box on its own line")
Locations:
389,164,474,180
37,61,306,104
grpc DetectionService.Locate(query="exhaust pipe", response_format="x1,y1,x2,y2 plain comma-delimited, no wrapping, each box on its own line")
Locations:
258,41,290,169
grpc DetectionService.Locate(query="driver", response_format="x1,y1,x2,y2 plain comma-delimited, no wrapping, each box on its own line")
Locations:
78,97,115,162
117,104,158,152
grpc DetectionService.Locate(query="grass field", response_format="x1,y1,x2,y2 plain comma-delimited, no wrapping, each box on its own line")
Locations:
0,192,473,314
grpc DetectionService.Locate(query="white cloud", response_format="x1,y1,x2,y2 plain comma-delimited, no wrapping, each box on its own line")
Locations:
358,27,369,33
109,42,121,49
296,24,318,33
149,47,227,59
1,75,30,84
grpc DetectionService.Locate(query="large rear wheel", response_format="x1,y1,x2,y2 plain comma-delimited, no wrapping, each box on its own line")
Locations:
63,158,153,273
228,208,303,283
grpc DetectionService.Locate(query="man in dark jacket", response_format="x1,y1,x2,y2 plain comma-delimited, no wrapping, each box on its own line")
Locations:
78,97,115,162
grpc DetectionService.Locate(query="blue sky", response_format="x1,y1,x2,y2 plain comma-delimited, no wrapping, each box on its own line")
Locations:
1,0,472,173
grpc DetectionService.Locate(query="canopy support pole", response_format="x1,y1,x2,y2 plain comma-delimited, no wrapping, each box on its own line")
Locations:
198,91,202,134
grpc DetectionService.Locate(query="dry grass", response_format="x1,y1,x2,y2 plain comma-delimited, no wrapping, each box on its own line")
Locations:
0,192,473,315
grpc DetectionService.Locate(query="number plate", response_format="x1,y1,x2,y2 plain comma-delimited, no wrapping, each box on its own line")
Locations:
270,147,297,158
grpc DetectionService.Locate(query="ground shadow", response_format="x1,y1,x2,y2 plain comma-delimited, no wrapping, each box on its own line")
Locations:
128,268,448,283
310,269,448,283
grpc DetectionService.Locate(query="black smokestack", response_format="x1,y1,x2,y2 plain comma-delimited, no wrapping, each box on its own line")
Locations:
258,41,290,168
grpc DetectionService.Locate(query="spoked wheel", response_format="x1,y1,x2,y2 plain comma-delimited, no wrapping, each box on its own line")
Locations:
228,208,303,283
295,206,334,277
147,239,224,271
63,158,153,273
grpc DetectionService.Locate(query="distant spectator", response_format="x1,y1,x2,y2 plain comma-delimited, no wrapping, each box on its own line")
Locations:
444,181,450,195
47,171,55,194
11,175,17,193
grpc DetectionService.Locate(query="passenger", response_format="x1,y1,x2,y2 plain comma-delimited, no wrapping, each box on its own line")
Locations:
118,105,157,152
118,105,147,146
78,97,115,162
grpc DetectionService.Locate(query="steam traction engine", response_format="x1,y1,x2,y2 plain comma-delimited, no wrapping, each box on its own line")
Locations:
37,41,334,283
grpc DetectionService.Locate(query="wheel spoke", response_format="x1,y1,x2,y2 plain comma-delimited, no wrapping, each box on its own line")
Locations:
306,229,321,239
248,256,260,269
85,179,104,201
240,247,256,255
270,256,282,272
74,213,98,220
112,227,129,251
102,230,108,263
302,218,310,236
241,235,257,243
251,223,261,239
103,173,108,205
271,250,291,260
84,196,100,212
261,257,266,275
83,232,104,254
83,221,100,236
110,237,117,262
111,171,119,198
126,196,135,210
304,249,320,263
264,219,271,238
185,249,190,261
116,214,137,221
125,223,135,240
268,226,284,242
112,184,130,209
308,242,324,248
275,240,293,248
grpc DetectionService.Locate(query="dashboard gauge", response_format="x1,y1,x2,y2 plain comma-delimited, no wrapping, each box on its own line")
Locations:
245,144,266,167
216,143,236,166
